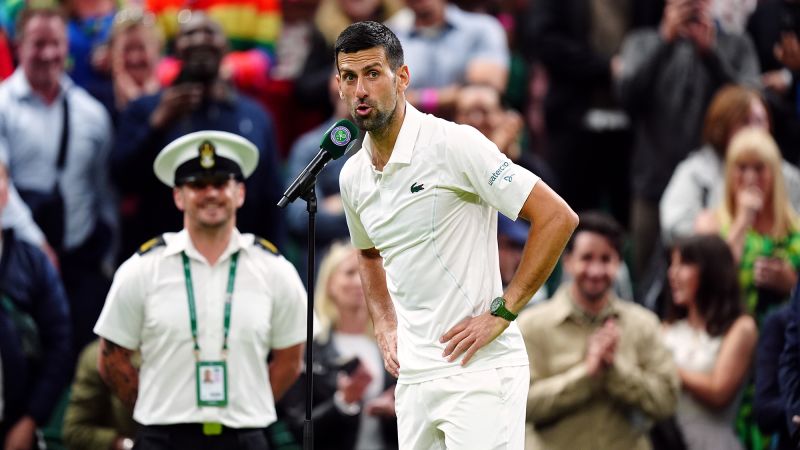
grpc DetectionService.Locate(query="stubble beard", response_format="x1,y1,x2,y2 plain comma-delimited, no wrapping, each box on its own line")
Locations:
353,96,397,132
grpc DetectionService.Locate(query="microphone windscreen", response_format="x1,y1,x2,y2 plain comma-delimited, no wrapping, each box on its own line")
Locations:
319,119,359,159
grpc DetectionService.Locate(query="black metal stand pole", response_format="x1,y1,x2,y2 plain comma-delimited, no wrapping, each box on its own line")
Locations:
301,187,317,450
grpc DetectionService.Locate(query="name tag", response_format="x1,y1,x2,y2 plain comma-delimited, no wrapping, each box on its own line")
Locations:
196,361,228,407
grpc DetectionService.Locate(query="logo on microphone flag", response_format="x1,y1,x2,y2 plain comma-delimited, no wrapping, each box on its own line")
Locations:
331,126,352,146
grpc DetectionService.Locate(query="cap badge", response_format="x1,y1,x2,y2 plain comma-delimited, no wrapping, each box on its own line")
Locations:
199,140,216,169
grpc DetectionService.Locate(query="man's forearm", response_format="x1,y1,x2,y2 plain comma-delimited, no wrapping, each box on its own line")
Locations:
357,248,396,329
269,344,303,401
505,183,578,313
98,338,139,411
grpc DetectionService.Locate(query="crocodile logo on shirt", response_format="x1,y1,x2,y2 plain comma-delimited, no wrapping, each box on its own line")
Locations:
410,182,425,193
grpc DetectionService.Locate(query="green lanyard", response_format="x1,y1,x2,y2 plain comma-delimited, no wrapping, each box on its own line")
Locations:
181,251,240,360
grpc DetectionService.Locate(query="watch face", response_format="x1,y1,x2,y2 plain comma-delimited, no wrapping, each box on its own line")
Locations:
490,297,503,313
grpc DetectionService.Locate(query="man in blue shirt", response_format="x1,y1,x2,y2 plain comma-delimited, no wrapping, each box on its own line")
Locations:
385,0,510,117
0,6,115,355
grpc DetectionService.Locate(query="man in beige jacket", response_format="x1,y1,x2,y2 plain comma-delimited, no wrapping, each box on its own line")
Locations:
518,212,679,449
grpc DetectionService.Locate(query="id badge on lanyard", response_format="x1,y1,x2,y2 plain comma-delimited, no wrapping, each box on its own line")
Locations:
196,361,228,407
182,251,239,408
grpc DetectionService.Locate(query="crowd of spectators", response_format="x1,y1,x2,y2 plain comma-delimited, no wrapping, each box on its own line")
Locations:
6,0,800,449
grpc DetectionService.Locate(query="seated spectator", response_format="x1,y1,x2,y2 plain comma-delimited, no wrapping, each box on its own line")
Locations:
661,84,800,244
518,211,678,450
662,234,757,450
278,242,398,450
695,127,800,321
62,339,139,450
386,0,510,118
754,303,794,449
0,158,72,450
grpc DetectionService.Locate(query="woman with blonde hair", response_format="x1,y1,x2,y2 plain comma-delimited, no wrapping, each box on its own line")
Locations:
661,84,800,244
278,241,398,450
695,127,800,321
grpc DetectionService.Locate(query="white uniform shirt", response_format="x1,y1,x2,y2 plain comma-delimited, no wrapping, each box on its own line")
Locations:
94,229,307,427
339,104,539,384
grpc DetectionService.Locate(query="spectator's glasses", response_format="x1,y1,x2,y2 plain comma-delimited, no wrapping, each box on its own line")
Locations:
178,173,240,190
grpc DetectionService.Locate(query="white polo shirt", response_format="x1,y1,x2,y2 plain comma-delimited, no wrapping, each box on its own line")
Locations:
94,229,307,427
339,103,539,384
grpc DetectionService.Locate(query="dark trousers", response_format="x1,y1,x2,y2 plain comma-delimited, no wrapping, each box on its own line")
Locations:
135,424,271,450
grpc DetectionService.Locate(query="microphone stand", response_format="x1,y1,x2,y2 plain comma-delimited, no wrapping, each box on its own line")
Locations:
300,186,317,450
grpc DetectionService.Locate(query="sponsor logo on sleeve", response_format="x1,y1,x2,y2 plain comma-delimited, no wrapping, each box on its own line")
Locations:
488,161,513,186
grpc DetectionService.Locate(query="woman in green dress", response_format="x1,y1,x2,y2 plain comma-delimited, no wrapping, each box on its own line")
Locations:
695,127,800,449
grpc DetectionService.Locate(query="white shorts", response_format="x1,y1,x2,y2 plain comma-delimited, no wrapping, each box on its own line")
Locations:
395,365,529,450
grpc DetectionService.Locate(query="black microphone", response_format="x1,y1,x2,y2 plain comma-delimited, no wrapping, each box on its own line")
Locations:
277,119,359,208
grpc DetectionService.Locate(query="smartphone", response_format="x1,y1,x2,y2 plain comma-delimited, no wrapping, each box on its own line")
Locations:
172,65,200,86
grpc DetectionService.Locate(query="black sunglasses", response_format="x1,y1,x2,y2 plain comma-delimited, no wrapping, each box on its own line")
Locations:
178,173,239,190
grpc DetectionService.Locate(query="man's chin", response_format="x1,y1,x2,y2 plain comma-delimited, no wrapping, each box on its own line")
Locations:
579,286,611,303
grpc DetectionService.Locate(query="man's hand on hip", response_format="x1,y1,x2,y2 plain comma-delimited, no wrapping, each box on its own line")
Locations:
375,324,400,377
440,313,509,366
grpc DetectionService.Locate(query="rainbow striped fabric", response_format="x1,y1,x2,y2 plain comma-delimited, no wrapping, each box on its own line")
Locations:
145,0,281,53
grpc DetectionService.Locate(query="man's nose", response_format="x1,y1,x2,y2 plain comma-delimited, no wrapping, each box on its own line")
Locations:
356,78,368,97
41,44,62,61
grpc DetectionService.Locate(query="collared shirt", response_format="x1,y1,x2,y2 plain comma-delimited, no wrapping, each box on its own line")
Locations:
0,69,115,250
385,5,509,89
518,285,679,450
339,103,539,384
93,229,307,428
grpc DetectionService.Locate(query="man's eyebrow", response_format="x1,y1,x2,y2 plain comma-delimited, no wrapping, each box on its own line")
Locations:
340,62,384,73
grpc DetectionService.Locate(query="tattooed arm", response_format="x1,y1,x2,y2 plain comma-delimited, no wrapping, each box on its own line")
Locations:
97,338,139,411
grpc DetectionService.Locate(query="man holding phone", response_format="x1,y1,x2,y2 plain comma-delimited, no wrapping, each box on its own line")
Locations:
112,11,285,259
617,0,761,280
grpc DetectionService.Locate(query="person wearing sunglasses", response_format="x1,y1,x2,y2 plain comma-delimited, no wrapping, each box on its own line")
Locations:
94,130,307,450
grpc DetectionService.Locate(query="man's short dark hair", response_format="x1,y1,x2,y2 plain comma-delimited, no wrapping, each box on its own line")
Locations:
15,6,66,43
334,21,404,71
565,211,624,257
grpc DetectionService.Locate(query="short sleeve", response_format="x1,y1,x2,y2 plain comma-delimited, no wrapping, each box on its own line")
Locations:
446,125,538,220
93,255,146,350
269,258,308,349
339,163,375,250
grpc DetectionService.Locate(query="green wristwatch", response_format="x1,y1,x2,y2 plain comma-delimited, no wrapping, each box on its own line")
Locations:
489,297,517,321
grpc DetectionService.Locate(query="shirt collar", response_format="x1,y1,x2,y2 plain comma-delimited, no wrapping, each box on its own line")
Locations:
361,102,423,169
163,228,249,264
8,68,73,101
551,284,621,326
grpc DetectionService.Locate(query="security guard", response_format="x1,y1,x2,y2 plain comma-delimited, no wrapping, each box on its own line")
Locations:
94,130,306,450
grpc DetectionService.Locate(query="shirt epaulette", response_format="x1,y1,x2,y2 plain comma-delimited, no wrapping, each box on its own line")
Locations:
253,237,280,255
137,235,166,255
